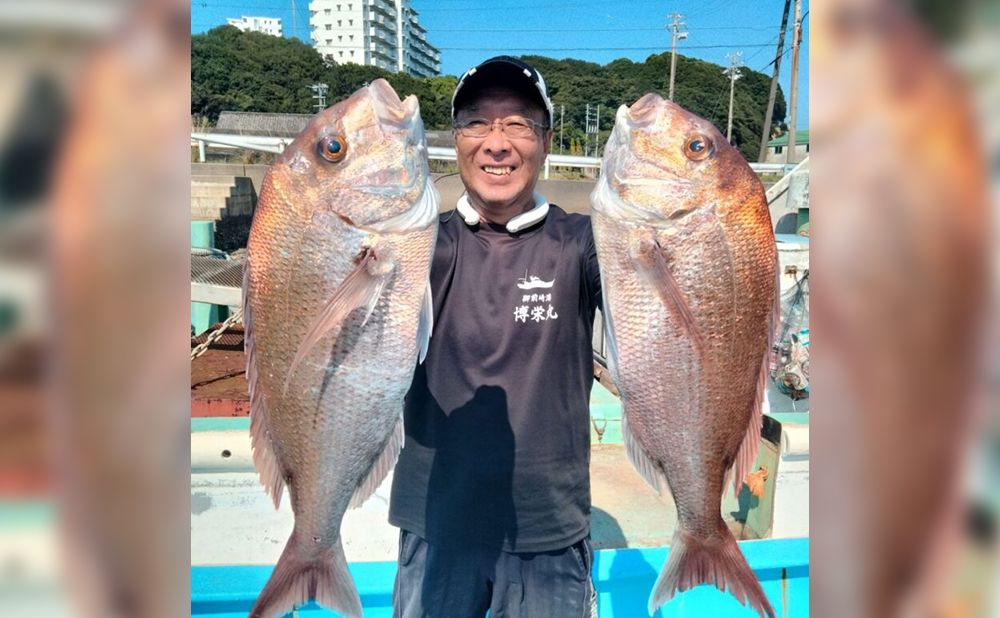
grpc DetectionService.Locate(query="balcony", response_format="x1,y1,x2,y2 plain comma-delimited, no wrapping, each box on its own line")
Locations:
369,0,395,20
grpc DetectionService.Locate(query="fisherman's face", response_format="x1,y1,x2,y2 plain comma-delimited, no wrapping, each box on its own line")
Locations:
454,88,552,223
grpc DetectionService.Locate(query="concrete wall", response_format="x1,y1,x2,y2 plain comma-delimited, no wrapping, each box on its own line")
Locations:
191,164,602,216
192,163,269,201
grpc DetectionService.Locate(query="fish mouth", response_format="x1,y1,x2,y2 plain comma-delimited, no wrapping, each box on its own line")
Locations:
368,78,420,129
592,101,695,224
353,79,425,196
605,102,690,189
626,92,663,126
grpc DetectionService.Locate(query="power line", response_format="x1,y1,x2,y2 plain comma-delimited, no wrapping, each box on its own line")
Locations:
190,30,779,53
193,0,665,11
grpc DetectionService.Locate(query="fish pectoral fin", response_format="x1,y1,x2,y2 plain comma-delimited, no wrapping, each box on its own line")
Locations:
622,411,668,494
417,279,433,364
283,249,390,394
245,253,287,509
348,414,404,509
629,238,708,355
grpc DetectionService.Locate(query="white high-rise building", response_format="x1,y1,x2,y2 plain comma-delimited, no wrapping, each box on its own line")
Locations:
309,0,440,77
226,16,283,38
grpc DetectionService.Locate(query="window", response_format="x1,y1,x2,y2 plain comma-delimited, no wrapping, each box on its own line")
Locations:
349,3,353,9
337,20,341,26
325,24,331,30
337,4,341,9
338,35,342,41
349,19,353,25
349,34,354,41
325,9,331,14
805,144,810,153
774,146,784,154
326,39,332,45
350,50,355,56
339,51,344,57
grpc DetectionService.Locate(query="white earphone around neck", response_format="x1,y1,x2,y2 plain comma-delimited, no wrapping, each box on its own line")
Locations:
456,193,550,234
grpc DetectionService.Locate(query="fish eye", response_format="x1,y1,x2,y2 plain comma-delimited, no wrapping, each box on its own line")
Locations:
683,134,713,161
319,135,348,162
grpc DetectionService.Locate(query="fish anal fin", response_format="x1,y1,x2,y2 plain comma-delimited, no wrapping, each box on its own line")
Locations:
284,249,390,394
348,415,404,509
729,258,780,499
729,351,768,499
622,411,667,494
244,254,287,509
649,528,775,618
629,238,708,356
249,532,361,618
417,280,433,364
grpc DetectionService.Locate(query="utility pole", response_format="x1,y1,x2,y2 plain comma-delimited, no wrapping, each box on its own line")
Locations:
667,12,687,101
785,0,802,164
560,104,565,155
758,0,791,161
585,104,600,158
309,83,329,112
723,51,743,144
595,105,601,157
290,0,297,40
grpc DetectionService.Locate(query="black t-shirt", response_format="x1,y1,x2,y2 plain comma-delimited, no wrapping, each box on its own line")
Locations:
388,204,603,553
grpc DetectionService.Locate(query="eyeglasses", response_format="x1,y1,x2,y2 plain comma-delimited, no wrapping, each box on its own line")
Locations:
453,116,549,140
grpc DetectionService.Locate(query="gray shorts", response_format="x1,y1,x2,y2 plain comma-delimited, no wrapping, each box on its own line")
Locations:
392,529,598,618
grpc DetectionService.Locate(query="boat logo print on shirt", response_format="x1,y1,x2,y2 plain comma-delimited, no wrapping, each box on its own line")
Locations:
513,270,558,323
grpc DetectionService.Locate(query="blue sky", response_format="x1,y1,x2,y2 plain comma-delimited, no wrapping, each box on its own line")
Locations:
191,0,809,126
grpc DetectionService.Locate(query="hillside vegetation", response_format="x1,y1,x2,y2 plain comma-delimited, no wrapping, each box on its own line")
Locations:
192,26,786,161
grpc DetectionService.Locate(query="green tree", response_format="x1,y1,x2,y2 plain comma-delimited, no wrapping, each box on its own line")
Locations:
192,26,326,121
192,30,787,161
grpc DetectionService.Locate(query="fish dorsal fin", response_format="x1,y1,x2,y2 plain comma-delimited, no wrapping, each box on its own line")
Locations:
628,238,708,357
348,414,404,509
622,411,668,494
417,279,433,364
244,253,287,509
284,250,389,394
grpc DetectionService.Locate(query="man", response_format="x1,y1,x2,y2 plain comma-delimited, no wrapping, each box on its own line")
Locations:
389,56,603,617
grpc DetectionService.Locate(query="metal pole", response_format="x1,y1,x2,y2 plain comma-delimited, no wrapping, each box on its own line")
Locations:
727,76,736,143
198,139,206,162
785,0,802,165
723,52,743,144
595,104,600,157
758,0,792,161
667,13,686,101
559,105,564,155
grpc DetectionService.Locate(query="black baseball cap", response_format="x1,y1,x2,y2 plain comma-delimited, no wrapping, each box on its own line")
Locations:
451,56,555,127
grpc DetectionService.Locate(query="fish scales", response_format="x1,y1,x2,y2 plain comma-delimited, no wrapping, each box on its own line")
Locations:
243,79,438,618
591,93,777,617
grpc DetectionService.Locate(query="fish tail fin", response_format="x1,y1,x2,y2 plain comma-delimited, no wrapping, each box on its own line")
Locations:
649,529,775,618
249,532,361,618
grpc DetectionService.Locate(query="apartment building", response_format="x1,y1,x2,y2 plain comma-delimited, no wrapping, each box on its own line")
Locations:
226,16,283,38
309,0,440,77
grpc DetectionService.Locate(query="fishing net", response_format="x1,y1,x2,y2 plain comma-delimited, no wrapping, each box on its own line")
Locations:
771,270,810,400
